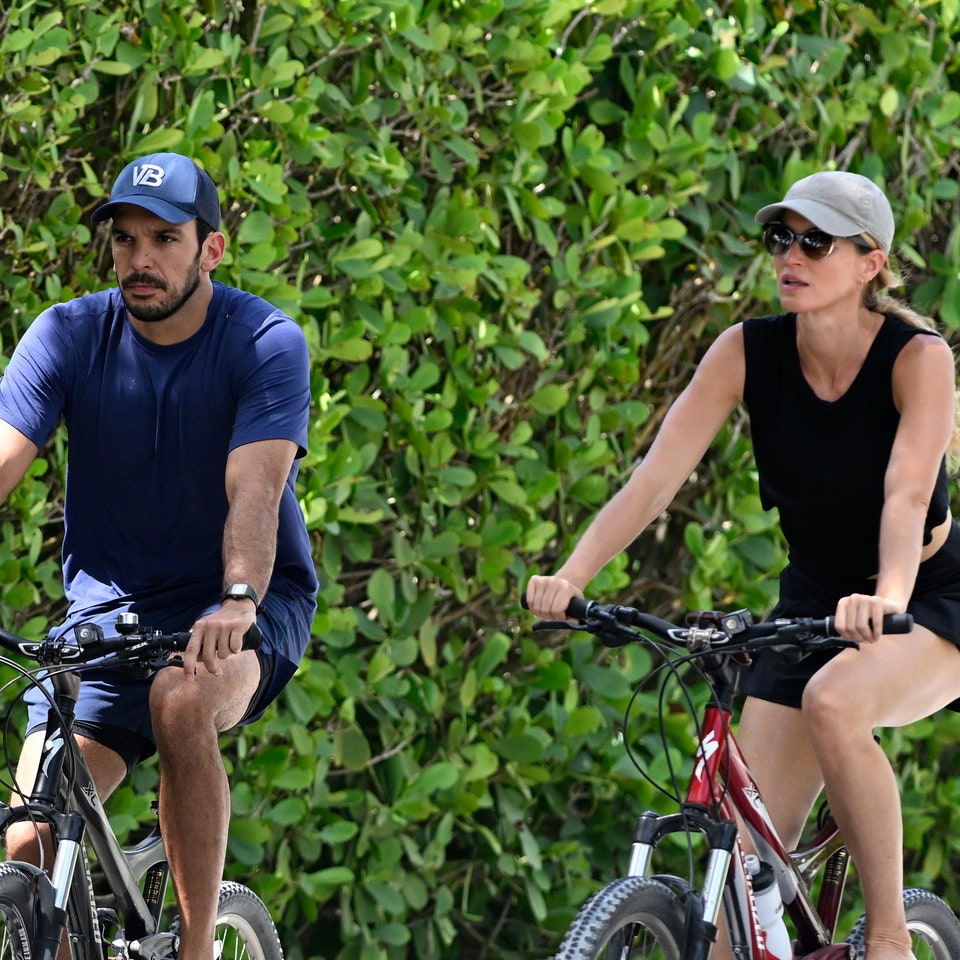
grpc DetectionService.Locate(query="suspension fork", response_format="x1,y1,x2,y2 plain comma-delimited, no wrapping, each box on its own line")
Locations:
0,800,89,960
628,702,741,883
628,807,738,917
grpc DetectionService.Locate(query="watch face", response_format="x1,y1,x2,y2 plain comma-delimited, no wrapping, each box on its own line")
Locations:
224,584,258,605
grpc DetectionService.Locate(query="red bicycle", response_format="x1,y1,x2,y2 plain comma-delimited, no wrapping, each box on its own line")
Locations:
528,596,960,960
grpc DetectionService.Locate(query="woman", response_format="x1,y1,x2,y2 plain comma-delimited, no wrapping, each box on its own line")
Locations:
525,170,960,960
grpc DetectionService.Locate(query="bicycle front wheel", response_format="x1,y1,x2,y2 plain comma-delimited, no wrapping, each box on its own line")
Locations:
846,888,960,960
213,883,283,960
0,864,40,960
554,877,686,960
171,881,283,960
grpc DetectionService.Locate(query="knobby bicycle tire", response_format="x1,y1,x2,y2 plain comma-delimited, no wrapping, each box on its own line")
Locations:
845,887,960,960
172,882,283,960
554,876,686,960
0,864,40,960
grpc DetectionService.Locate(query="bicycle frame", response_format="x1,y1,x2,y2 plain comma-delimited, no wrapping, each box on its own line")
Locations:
625,697,850,959
0,666,174,960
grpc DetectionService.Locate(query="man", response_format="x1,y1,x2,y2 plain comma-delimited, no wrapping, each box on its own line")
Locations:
1,153,318,959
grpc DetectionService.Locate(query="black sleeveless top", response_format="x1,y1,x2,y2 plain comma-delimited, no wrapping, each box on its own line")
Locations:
742,312,949,580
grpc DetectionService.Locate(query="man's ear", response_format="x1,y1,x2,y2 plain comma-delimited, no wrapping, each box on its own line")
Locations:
200,232,226,273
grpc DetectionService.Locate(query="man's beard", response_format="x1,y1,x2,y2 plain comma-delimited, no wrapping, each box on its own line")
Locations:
120,261,202,323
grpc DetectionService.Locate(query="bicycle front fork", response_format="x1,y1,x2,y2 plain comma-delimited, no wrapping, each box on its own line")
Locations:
627,808,739,935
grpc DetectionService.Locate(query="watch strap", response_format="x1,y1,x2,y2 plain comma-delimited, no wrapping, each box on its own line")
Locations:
221,583,260,608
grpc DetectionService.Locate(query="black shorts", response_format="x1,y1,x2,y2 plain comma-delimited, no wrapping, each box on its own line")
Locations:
740,520,960,711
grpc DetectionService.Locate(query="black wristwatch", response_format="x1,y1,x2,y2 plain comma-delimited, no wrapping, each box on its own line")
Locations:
221,583,260,608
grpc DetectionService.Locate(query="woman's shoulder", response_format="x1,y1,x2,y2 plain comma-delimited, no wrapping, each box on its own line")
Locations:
743,311,793,332
741,312,795,357
879,310,942,341
877,313,947,368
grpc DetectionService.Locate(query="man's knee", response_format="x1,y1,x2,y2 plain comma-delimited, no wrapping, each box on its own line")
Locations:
5,820,49,865
149,671,213,735
150,657,260,739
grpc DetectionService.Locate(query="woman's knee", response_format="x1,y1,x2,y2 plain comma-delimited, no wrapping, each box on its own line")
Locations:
801,662,876,735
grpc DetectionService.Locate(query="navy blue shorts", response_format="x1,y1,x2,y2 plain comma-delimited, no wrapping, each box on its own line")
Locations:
25,589,315,769
741,520,960,711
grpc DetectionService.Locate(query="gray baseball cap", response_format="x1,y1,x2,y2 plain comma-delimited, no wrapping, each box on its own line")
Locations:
755,171,894,253
91,153,221,229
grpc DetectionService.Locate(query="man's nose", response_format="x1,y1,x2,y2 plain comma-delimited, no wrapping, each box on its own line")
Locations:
126,241,154,270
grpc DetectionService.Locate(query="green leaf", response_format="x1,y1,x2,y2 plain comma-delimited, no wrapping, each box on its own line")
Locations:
335,726,371,771
563,705,604,737
131,128,185,154
530,384,570,415
494,728,551,763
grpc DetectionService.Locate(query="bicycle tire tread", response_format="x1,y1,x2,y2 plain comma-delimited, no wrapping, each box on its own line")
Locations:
845,887,960,960
0,863,41,960
554,876,686,960
171,881,283,960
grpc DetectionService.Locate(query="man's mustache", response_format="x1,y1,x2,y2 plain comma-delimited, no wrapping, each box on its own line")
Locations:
121,272,168,290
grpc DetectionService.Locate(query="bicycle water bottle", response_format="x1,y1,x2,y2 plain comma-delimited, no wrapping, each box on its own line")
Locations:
745,854,792,960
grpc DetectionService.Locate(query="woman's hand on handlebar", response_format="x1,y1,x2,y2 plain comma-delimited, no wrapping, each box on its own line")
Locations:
834,592,904,644
524,575,585,621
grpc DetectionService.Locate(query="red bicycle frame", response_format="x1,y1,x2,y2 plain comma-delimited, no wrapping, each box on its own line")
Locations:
627,699,852,959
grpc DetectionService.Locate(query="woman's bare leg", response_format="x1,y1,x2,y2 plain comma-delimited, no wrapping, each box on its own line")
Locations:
802,626,960,960
710,697,825,960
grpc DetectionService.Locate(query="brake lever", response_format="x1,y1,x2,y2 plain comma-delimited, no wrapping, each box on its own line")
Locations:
532,616,639,648
747,633,858,665
532,619,578,632
103,645,183,675
800,635,859,652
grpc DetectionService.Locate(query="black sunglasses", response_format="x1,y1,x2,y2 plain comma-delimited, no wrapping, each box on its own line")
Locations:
762,222,876,260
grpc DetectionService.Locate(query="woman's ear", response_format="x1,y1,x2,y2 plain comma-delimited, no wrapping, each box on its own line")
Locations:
862,248,887,285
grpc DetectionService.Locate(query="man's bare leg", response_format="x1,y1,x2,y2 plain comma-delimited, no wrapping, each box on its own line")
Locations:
149,651,260,960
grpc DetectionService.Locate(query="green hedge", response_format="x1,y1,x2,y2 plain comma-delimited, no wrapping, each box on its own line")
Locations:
4,1,960,957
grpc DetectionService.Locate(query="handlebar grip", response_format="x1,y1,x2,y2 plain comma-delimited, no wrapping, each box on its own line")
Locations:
880,613,913,634
565,596,590,620
520,591,591,621
243,623,263,651
167,623,263,652
823,612,914,636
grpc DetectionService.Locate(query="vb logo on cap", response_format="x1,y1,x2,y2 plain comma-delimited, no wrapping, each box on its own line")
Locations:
130,164,167,189
91,153,222,230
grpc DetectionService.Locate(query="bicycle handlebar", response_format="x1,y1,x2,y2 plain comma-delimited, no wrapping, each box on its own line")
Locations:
0,615,262,668
521,592,913,653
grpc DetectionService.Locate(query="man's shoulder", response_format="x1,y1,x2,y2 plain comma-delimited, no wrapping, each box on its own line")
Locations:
23,290,123,351
41,288,121,323
212,282,300,331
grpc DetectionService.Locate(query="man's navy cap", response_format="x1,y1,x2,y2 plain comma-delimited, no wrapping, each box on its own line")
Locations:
91,153,221,229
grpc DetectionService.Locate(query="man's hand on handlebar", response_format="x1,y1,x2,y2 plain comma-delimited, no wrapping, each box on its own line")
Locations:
183,604,257,677
524,574,585,622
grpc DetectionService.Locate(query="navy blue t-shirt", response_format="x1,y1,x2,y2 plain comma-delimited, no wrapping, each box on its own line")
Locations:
0,281,318,659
